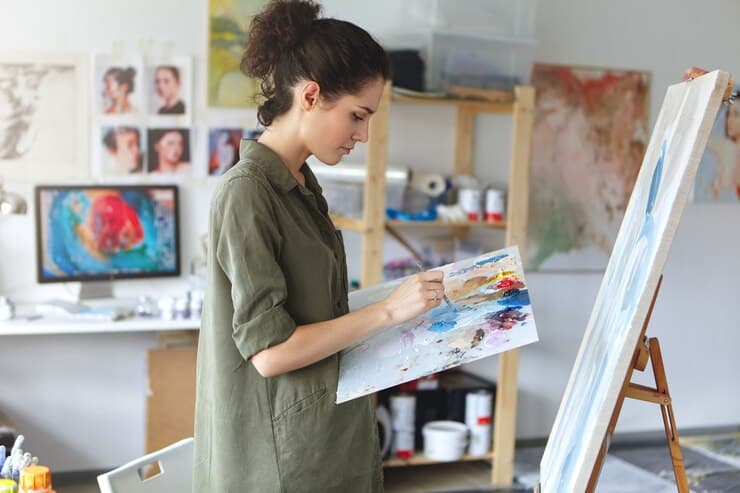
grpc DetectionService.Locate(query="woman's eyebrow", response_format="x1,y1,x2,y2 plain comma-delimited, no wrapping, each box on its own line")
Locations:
358,106,375,115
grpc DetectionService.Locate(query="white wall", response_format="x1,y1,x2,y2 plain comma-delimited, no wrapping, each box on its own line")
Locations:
0,0,738,472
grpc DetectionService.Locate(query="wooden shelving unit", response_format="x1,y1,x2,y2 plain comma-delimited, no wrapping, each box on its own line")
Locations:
333,82,534,486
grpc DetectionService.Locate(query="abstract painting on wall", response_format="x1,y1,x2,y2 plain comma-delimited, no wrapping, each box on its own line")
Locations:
527,64,650,271
0,53,89,183
693,83,740,202
539,70,730,493
208,0,267,107
336,246,538,403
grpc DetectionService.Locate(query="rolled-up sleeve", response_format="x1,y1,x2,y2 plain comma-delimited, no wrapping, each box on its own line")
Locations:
214,177,297,360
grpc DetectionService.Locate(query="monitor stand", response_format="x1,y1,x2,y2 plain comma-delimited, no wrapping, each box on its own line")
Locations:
78,281,114,301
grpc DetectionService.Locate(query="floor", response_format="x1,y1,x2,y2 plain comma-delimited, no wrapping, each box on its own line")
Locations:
52,431,740,492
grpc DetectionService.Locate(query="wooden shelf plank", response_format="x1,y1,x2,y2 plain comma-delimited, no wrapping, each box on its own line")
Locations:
386,220,507,229
391,93,514,114
383,451,493,468
330,214,368,232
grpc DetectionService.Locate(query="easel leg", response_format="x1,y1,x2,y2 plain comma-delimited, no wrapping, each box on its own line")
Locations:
648,338,690,493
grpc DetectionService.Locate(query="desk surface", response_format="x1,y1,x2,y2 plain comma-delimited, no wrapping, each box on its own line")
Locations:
0,316,200,336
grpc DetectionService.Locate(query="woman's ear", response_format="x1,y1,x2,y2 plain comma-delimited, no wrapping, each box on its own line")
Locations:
298,80,321,111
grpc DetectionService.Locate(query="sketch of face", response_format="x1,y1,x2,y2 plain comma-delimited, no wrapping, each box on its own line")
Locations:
0,65,47,159
726,104,740,142
155,67,180,102
156,131,184,166
112,130,141,172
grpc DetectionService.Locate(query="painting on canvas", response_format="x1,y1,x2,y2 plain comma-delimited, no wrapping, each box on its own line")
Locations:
539,71,730,493
336,246,538,403
208,0,267,107
693,83,740,202
527,64,650,271
0,52,89,183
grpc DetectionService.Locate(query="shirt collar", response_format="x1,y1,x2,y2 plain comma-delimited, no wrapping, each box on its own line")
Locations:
239,139,321,196
239,139,297,193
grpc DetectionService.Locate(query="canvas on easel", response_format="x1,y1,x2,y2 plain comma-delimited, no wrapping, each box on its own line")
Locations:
539,70,731,493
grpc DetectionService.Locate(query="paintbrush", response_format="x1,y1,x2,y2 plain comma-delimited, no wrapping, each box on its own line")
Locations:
415,261,456,311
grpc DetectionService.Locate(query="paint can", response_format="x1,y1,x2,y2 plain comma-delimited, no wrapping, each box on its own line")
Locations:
458,188,481,221
422,421,469,461
390,393,416,459
484,188,505,223
465,390,493,455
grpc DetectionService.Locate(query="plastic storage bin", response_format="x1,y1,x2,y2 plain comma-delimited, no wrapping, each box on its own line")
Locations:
426,30,536,91
402,0,538,41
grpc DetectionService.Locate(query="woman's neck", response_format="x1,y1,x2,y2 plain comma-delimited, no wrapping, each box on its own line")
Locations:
257,120,310,184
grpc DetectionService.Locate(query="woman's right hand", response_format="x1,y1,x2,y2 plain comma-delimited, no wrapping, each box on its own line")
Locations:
380,270,445,325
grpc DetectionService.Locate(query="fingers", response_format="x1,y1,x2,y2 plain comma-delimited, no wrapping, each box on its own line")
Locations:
423,287,446,301
418,270,444,282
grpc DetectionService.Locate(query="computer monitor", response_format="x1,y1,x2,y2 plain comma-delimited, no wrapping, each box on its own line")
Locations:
35,184,181,298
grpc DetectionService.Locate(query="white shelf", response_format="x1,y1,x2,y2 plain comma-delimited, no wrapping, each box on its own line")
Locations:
0,316,199,336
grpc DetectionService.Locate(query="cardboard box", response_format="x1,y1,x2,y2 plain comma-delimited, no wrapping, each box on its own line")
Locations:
146,345,197,453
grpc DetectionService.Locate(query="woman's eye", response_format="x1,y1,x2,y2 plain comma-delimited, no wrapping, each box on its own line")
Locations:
352,113,364,122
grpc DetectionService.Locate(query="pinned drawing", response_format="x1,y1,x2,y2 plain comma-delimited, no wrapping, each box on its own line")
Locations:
539,70,730,492
0,52,89,182
336,246,538,404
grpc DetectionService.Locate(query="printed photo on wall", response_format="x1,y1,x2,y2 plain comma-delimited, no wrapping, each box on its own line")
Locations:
146,57,192,120
147,128,191,174
95,55,144,117
100,125,146,176
694,83,740,202
0,52,89,182
208,128,243,176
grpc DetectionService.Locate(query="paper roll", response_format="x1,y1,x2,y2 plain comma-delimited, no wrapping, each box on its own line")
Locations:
409,170,447,197
307,158,409,185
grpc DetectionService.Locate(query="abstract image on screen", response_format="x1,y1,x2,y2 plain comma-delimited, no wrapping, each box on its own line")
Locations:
38,187,178,281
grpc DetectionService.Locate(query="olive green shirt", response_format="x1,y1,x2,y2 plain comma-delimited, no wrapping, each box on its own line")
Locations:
194,140,382,492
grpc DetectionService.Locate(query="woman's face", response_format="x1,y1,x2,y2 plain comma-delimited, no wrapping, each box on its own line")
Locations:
112,131,141,170
156,131,184,164
300,77,385,165
155,68,180,101
104,75,127,100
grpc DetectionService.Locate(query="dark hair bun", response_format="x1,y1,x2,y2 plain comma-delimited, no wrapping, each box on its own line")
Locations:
241,0,320,80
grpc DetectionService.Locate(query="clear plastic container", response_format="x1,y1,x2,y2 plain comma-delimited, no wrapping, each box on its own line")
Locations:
426,30,536,91
402,0,538,40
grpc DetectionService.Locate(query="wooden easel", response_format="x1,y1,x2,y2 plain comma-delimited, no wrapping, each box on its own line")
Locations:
585,275,690,492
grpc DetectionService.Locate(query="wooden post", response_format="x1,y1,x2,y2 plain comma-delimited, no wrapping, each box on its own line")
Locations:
492,85,535,486
454,105,475,176
361,80,392,288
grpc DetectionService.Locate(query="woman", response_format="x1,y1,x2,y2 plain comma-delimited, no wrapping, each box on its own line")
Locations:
194,1,446,492
147,128,190,173
153,65,185,114
102,126,142,175
102,67,136,114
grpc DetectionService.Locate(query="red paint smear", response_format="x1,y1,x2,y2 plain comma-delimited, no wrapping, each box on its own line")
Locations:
497,278,516,289
88,195,144,254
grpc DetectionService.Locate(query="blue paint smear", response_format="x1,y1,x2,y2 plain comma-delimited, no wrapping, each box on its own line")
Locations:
428,310,459,333
498,289,530,307
450,253,509,277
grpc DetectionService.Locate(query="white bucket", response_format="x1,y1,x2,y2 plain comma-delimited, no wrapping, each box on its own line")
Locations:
422,421,469,461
